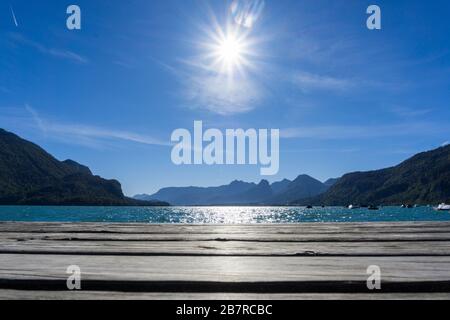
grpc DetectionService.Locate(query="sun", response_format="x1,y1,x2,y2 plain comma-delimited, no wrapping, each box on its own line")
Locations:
209,31,249,75
198,20,260,77
217,35,243,65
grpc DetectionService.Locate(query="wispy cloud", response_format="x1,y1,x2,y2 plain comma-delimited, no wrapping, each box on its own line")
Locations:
154,56,264,115
9,33,88,64
284,147,360,154
25,105,45,132
389,105,432,118
23,106,169,148
292,71,354,92
287,31,385,68
281,123,449,140
183,74,263,115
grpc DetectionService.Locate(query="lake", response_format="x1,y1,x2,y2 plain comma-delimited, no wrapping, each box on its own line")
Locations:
0,206,449,223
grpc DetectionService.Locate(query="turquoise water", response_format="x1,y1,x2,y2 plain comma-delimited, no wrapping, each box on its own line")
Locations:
0,206,449,223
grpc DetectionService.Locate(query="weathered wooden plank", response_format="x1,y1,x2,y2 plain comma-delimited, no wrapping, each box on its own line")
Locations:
3,231,450,242
1,222,449,299
2,221,450,234
1,239,450,256
1,254,450,283
1,290,450,300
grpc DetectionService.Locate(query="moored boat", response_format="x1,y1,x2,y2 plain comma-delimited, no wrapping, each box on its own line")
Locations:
434,203,450,211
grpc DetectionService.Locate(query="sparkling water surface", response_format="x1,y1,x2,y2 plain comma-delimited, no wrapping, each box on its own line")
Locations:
0,206,449,223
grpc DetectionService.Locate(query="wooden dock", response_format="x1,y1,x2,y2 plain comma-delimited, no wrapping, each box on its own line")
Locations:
1,221,450,300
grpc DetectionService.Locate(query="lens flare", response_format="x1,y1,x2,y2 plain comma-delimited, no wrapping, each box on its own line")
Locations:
230,0,265,28
204,27,252,76
217,34,243,67
191,1,267,77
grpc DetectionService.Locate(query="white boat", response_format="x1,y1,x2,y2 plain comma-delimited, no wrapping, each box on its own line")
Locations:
435,203,450,211
348,205,360,209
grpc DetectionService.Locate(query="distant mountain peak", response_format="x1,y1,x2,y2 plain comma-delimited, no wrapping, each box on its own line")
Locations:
293,174,316,181
269,174,327,205
270,178,292,195
230,179,250,186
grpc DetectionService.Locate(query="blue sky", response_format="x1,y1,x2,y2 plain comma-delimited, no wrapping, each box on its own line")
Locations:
1,0,450,196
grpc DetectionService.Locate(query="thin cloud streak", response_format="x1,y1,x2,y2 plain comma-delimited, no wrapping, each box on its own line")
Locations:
9,33,88,64
24,106,169,147
48,123,170,147
292,71,354,92
281,123,449,140
389,106,433,118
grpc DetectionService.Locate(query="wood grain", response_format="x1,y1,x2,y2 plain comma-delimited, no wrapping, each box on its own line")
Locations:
1,239,450,256
0,222,449,299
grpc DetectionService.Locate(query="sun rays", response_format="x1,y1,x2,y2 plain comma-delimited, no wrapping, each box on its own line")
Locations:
201,23,255,77
176,1,269,114
217,34,243,67
193,2,265,79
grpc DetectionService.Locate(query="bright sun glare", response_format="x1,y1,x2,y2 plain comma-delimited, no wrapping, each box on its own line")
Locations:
195,1,266,78
200,12,261,76
218,35,243,64
211,32,249,75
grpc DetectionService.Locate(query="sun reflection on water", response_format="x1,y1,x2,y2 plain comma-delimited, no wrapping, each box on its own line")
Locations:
0,206,446,223
175,206,307,224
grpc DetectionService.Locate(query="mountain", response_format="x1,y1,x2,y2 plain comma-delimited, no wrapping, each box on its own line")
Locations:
137,175,329,205
0,129,168,206
294,145,450,205
141,180,257,205
136,145,450,206
270,179,292,194
269,174,329,205
236,179,273,204
324,178,340,188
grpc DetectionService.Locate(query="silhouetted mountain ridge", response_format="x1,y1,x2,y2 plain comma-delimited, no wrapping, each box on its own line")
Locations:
294,145,450,205
0,128,168,206
136,146,450,206
137,174,330,205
